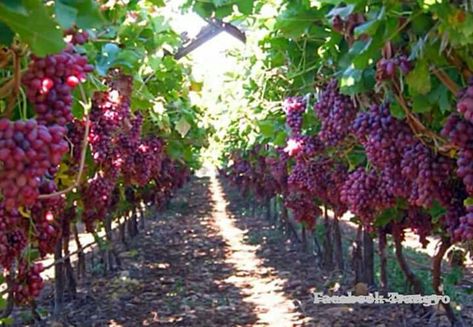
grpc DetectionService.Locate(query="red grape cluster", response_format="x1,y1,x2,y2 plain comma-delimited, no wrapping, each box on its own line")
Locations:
284,191,320,229
407,206,432,247
0,119,69,209
67,118,86,163
0,205,25,269
65,28,90,45
314,80,357,145
32,180,65,256
352,103,454,207
283,96,306,135
89,90,131,164
340,168,393,224
454,206,473,241
456,81,473,123
82,171,117,232
13,261,44,305
22,48,93,126
376,55,411,81
442,114,473,195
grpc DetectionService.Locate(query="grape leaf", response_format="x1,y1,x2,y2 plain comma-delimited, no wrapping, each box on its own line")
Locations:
0,0,65,56
57,0,105,29
175,117,191,138
406,61,431,95
0,21,14,46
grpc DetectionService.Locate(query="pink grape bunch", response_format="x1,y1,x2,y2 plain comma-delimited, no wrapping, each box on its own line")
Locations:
22,48,93,126
456,80,473,123
13,261,44,305
0,119,69,209
340,168,393,224
283,96,306,135
442,114,473,196
314,80,357,145
376,55,411,82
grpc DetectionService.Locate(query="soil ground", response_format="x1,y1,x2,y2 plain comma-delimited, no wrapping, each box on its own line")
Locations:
18,174,473,326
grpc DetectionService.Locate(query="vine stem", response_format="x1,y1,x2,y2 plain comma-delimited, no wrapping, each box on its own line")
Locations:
391,80,455,156
431,66,461,95
37,84,90,200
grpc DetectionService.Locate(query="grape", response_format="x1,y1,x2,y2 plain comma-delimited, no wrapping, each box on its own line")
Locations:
314,80,357,145
401,142,454,207
65,28,90,45
340,167,393,224
283,96,306,135
375,55,412,82
81,170,117,232
456,81,473,123
284,191,321,229
67,118,86,164
407,206,432,247
454,206,473,241
442,114,473,195
31,180,65,257
0,119,69,209
0,205,25,269
13,261,44,305
22,48,93,126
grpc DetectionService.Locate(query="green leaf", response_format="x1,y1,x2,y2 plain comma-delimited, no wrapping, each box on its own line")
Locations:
374,208,401,227
215,5,233,19
0,21,14,46
258,120,276,138
96,43,120,76
327,5,355,19
390,102,405,119
429,201,446,223
465,197,473,207
412,95,431,113
354,20,380,37
175,116,191,138
55,0,78,29
236,0,253,15
0,0,65,56
406,61,431,95
57,0,105,29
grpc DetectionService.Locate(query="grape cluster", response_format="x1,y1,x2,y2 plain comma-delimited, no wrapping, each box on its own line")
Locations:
406,206,432,247
340,168,393,224
284,192,321,230
454,206,473,241
442,114,473,195
22,48,93,126
0,119,69,209
13,261,44,305
32,180,65,256
67,118,86,163
456,81,473,123
314,80,357,145
401,142,453,207
283,96,306,135
65,28,90,45
352,103,453,207
82,171,117,232
0,205,25,269
123,136,164,186
376,55,411,82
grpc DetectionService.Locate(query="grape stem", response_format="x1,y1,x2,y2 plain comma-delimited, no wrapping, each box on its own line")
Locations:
37,84,90,200
431,66,461,95
391,79,456,156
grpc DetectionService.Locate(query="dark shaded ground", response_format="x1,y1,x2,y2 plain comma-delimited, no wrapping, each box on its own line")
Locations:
17,175,473,326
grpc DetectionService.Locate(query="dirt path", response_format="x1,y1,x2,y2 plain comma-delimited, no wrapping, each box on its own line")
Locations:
25,174,472,326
